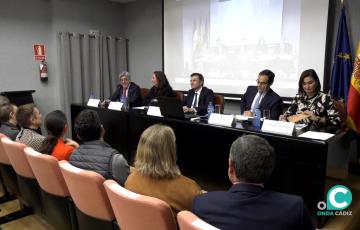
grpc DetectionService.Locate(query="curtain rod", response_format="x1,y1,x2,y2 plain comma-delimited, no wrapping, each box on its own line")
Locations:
58,32,128,41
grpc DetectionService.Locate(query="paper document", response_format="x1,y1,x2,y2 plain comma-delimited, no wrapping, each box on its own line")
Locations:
299,131,334,140
235,115,251,121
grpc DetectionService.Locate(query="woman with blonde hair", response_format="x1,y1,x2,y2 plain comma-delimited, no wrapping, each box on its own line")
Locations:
125,124,202,214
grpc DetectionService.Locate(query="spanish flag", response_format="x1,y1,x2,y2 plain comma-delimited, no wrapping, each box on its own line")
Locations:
347,41,360,133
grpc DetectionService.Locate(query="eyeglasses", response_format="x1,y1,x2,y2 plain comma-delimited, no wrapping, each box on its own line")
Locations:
256,79,268,86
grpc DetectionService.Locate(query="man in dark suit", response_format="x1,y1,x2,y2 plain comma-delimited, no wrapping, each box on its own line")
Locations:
240,69,283,120
109,71,142,107
192,135,315,230
183,73,214,116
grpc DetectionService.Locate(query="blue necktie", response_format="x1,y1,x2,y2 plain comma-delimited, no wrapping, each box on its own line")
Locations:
252,93,262,112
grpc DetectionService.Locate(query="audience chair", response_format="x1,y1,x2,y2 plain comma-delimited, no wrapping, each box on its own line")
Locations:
177,211,220,230
0,134,18,199
0,136,33,225
174,91,185,104
104,179,177,230
140,88,150,100
1,138,43,216
59,160,117,230
213,94,225,113
25,148,78,230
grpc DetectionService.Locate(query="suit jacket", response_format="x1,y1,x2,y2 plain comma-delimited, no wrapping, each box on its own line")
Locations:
109,82,142,107
185,87,214,116
240,86,283,120
192,183,315,230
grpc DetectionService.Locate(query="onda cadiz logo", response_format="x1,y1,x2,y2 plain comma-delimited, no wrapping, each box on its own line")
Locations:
317,185,352,216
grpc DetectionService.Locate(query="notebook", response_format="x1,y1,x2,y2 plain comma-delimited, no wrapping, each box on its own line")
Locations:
157,96,198,120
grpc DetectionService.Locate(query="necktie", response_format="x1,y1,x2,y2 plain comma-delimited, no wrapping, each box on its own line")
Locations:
252,93,262,112
192,92,198,108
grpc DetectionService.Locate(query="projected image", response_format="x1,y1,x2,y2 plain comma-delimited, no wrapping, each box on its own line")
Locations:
164,0,327,97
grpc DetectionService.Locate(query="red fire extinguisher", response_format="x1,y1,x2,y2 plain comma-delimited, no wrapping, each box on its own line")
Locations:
40,60,48,81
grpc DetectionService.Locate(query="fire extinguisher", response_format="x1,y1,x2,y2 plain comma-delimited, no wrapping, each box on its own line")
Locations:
40,60,48,81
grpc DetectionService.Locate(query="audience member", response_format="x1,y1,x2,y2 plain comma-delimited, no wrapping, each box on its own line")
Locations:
183,73,214,116
0,104,19,140
240,69,283,120
280,69,341,132
192,135,314,230
15,104,45,151
39,110,79,161
125,124,202,215
70,109,129,185
144,71,175,105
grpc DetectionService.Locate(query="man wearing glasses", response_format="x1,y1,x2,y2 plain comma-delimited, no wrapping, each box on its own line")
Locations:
240,69,283,120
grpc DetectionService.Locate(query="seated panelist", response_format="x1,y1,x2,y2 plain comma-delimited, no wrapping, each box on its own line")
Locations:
240,69,283,120
143,71,175,105
183,73,214,116
108,71,142,107
279,69,341,131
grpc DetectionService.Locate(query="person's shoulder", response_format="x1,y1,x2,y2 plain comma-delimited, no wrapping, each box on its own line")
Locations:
177,175,202,190
130,82,140,89
246,85,257,93
268,88,281,98
202,86,214,94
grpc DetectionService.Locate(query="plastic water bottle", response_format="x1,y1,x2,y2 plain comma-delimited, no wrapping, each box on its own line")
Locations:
253,109,261,127
207,101,214,119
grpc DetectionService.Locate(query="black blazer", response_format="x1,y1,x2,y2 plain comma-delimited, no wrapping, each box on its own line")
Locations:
240,86,283,120
109,82,142,107
144,85,175,105
192,183,315,230
184,87,214,116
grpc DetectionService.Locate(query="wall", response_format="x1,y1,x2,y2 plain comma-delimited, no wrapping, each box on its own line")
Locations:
0,0,124,120
124,0,163,88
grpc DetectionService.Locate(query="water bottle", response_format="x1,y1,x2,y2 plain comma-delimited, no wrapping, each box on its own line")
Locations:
253,109,261,127
207,101,214,119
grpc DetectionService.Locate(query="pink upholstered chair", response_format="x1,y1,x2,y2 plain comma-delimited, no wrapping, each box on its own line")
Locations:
25,147,77,230
177,211,219,230
103,179,177,230
59,160,116,230
1,138,43,215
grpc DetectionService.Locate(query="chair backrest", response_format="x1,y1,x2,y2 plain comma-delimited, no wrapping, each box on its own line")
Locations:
0,135,11,165
1,138,35,179
25,147,70,198
177,211,220,230
140,88,150,100
103,179,177,230
334,99,347,125
174,91,185,104
59,160,114,221
213,94,224,113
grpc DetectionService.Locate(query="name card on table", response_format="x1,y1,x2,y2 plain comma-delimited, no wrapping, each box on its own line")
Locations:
298,131,335,140
208,114,234,127
108,102,123,111
146,106,163,117
87,98,100,107
261,120,294,136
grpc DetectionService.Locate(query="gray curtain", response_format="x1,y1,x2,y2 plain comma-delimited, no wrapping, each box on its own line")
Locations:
57,32,127,134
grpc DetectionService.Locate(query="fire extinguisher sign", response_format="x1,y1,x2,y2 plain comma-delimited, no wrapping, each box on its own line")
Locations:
33,44,46,60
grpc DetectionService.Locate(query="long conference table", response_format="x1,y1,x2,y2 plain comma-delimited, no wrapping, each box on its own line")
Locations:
71,103,351,228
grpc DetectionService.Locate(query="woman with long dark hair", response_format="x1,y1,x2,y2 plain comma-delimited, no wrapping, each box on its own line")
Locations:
279,69,341,131
144,71,175,105
39,110,79,160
